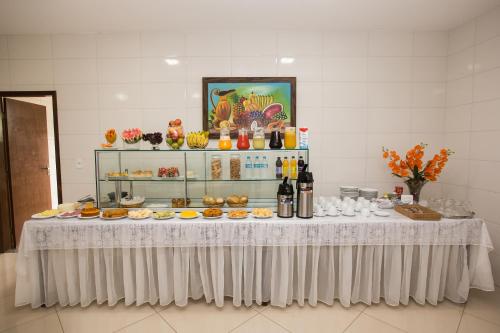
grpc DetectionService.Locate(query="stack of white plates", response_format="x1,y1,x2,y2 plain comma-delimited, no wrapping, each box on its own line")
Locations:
340,186,359,200
359,188,378,201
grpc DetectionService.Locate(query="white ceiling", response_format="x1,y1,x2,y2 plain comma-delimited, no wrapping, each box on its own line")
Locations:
0,0,499,34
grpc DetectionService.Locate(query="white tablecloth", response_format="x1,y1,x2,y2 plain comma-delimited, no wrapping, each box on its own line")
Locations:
15,212,495,308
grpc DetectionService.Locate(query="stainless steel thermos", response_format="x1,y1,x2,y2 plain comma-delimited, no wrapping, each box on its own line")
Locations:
296,164,314,218
277,177,294,218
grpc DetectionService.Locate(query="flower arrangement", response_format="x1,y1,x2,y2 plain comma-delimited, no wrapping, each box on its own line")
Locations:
121,128,143,144
382,143,453,202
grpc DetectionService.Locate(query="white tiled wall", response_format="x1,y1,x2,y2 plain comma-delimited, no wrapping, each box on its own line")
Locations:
0,30,448,201
444,5,500,283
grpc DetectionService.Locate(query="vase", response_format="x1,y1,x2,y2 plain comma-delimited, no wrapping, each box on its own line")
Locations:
404,178,427,203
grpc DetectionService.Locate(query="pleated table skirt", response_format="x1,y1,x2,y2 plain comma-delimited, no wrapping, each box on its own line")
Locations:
15,244,494,308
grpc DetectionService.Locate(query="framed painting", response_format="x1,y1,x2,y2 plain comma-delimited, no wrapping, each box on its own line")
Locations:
202,77,296,138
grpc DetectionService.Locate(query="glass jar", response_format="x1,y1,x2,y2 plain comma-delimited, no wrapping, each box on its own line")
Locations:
269,130,282,149
252,127,265,150
230,154,241,180
218,128,232,150
236,128,250,150
284,127,296,149
211,155,222,180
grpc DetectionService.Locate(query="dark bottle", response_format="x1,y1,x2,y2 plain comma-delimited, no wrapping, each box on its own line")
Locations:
269,130,283,149
275,157,283,179
298,156,305,173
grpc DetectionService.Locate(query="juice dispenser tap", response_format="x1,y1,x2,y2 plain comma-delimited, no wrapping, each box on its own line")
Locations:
296,164,314,218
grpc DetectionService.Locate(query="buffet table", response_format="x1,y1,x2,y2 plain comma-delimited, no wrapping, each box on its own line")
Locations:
15,212,495,308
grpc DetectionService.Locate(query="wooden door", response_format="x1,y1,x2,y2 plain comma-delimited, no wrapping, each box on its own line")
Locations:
4,98,51,245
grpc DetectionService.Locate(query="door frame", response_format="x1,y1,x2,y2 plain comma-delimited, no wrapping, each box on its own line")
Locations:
0,91,62,250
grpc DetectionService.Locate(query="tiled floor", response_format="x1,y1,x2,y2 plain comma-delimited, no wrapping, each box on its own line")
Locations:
1,253,499,333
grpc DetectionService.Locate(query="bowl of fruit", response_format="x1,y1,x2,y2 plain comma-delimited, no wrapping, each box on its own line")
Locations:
142,132,163,150
187,131,209,149
166,119,184,150
122,128,142,149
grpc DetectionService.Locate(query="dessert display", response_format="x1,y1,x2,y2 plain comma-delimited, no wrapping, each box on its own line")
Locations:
142,132,163,149
227,210,248,219
32,209,59,219
129,170,153,178
187,131,209,149
80,206,100,218
172,198,191,208
211,155,222,180
203,208,223,218
158,167,179,178
226,195,248,208
121,128,142,144
107,171,128,178
120,196,145,208
153,210,176,219
202,195,225,207
128,209,153,219
252,208,273,218
166,119,185,149
179,210,199,219
102,208,128,219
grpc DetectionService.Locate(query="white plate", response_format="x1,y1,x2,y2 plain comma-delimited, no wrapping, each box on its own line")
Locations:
78,214,100,219
203,215,223,219
251,214,273,219
374,210,390,217
342,212,356,217
314,213,327,217
179,212,201,219
100,213,127,220
327,212,339,217
153,215,175,220
32,213,57,219
128,215,151,220
57,212,80,219
228,215,248,219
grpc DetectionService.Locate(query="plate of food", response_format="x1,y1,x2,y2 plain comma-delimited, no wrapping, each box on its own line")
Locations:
228,210,248,219
32,209,59,219
78,205,100,219
128,209,153,220
101,208,128,220
251,208,273,219
179,210,200,219
203,208,223,219
57,210,81,219
153,210,176,220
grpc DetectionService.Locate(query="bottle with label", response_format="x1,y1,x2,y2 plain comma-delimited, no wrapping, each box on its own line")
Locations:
253,155,261,180
282,157,289,179
262,156,269,179
245,156,253,179
290,156,297,179
298,156,305,173
275,157,283,179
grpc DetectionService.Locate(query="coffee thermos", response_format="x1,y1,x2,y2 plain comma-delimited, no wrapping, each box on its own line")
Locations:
296,164,314,218
277,177,294,218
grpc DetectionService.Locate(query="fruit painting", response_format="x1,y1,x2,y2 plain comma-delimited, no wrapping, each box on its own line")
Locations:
203,77,296,138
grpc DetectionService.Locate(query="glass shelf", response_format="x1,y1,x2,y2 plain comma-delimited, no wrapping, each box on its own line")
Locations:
99,178,296,182
100,198,279,210
95,148,308,152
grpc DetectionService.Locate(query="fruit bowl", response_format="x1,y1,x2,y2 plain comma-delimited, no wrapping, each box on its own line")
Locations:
166,119,184,150
187,131,209,149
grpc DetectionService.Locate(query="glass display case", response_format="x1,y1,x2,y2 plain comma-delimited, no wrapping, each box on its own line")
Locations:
94,148,309,210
